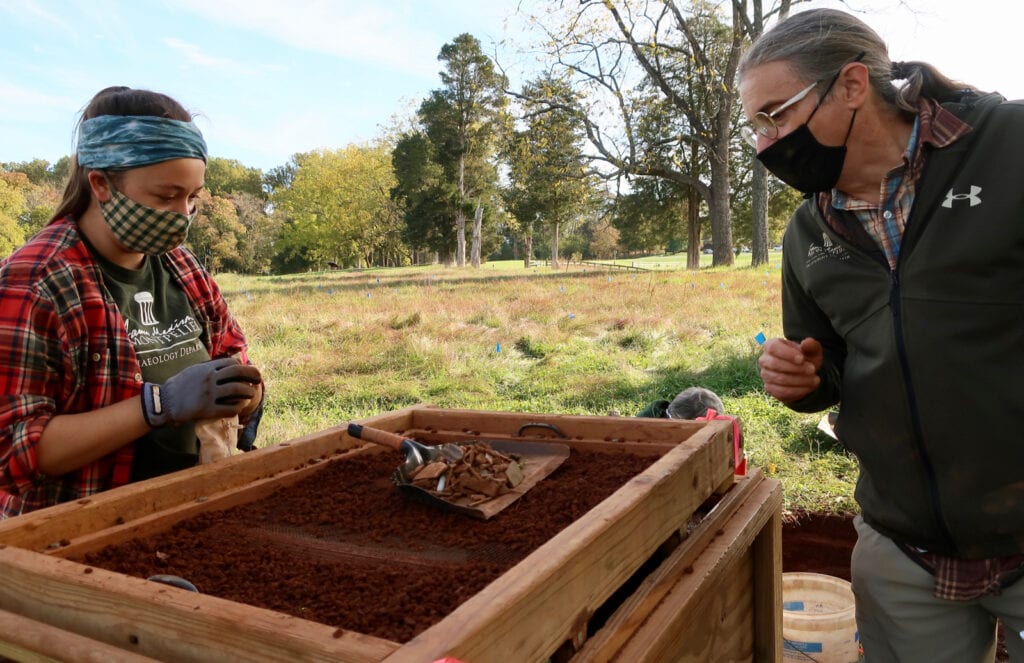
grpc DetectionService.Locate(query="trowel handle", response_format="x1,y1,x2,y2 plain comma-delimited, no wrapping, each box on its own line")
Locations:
347,423,406,451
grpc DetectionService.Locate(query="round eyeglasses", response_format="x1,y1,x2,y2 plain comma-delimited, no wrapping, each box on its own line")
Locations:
749,81,818,141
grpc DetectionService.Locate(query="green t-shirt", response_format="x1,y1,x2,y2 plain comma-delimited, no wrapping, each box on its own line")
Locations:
94,252,211,481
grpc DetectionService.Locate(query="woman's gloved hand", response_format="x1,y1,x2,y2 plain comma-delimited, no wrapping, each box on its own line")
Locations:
141,357,262,428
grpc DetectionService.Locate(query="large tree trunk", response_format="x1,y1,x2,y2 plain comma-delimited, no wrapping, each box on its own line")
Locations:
456,155,466,267
551,222,560,269
456,210,466,267
748,0,774,269
708,175,734,266
741,0,786,270
523,234,533,268
471,201,482,268
751,160,770,266
687,187,701,270
709,114,734,267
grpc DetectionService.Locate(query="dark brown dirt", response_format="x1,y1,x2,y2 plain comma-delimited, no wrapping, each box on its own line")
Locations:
81,449,657,644
782,509,857,580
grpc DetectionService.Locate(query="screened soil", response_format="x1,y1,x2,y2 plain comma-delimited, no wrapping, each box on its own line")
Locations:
81,448,658,643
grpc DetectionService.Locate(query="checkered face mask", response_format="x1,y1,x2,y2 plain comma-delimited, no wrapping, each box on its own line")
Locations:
99,185,195,255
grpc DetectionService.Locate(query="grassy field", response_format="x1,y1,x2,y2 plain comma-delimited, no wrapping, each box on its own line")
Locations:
216,257,858,514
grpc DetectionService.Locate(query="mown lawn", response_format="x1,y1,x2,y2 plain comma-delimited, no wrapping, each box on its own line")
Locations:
216,258,857,514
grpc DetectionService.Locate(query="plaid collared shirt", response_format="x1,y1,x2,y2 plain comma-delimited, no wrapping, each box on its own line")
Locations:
819,98,974,265
897,541,1024,602
831,115,919,270
0,217,250,518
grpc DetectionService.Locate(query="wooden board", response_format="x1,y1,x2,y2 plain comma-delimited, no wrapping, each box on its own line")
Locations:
572,470,769,661
580,476,783,662
401,406,717,447
0,608,161,663
618,479,781,661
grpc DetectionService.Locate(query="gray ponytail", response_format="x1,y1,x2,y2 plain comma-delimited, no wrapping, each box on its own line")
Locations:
739,9,979,114
889,60,978,111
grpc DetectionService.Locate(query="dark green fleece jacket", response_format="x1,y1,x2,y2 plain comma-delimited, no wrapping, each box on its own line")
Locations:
780,93,1024,558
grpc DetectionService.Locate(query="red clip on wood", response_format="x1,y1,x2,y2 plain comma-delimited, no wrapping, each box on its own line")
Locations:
695,409,746,476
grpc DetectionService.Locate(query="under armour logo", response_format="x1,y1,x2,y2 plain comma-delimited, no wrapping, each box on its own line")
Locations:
942,186,982,208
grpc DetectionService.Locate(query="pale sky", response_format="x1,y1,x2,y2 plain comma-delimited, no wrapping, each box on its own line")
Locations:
816,0,1020,101
0,0,1018,173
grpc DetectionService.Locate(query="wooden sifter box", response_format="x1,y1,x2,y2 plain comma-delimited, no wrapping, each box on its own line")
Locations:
0,405,782,662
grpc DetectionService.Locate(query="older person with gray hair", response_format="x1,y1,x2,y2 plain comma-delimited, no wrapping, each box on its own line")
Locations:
740,8,1024,661
636,386,725,420
636,387,745,476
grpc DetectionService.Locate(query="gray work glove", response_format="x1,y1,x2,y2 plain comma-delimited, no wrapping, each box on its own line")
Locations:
141,357,262,428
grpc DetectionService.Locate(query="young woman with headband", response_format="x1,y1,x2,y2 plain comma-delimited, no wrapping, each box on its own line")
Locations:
0,86,264,518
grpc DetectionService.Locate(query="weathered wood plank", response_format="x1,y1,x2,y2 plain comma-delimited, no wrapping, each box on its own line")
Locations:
383,419,734,663
573,470,766,662
0,545,400,663
753,503,783,662
399,429,676,456
408,406,715,446
607,478,783,662
0,607,162,662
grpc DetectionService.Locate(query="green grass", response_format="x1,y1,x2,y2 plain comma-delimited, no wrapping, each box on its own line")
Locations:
216,259,856,514
585,249,784,270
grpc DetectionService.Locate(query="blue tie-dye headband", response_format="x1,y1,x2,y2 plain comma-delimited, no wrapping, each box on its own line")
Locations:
76,115,208,169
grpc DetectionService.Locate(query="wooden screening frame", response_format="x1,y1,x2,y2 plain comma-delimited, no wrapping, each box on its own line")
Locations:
0,405,780,662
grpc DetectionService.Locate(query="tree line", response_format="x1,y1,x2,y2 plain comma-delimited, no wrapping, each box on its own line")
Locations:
2,1,806,273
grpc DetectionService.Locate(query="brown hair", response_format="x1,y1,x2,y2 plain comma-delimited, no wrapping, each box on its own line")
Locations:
738,9,979,116
51,87,194,223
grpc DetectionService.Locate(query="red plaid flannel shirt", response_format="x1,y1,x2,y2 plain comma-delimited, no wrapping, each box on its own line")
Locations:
0,217,250,518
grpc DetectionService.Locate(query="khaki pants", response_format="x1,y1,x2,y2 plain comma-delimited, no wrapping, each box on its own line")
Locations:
852,515,1024,662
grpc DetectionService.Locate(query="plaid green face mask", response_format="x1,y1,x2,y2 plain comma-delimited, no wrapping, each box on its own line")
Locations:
99,185,196,255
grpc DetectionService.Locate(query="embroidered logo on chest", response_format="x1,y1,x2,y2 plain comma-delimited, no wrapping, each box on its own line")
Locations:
942,185,982,208
806,232,850,269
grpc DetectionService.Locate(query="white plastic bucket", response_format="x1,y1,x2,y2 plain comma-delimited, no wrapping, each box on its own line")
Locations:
782,572,860,662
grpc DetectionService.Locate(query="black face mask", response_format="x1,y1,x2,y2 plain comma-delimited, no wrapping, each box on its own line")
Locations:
756,110,857,195
754,51,865,196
